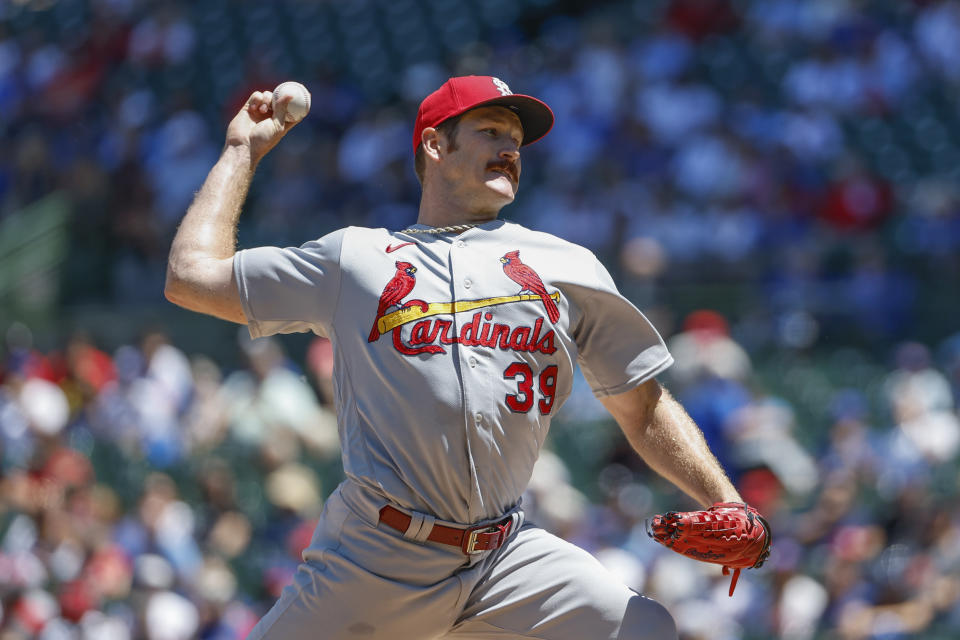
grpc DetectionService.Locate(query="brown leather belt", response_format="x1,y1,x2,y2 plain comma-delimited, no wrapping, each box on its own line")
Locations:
378,505,513,554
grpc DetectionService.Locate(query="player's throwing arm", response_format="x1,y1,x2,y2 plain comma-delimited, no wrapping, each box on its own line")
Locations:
164,82,311,323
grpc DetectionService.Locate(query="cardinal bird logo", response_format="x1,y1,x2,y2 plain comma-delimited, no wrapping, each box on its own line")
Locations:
500,250,560,323
369,261,418,342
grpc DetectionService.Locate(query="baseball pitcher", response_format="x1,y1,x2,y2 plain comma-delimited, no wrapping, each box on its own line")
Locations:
165,75,769,639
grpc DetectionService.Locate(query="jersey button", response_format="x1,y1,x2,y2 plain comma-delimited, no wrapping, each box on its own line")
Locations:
469,357,477,368
456,240,465,248
464,278,472,289
475,413,483,423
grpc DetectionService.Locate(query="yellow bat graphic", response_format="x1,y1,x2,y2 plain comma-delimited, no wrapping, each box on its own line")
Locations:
377,292,561,334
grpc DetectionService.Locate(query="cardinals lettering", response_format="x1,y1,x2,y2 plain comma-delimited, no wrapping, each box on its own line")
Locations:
369,251,562,358
394,313,557,356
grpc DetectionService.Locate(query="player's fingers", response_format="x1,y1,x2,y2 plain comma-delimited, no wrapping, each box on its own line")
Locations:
246,91,279,117
271,92,291,124
246,94,264,118
259,91,273,114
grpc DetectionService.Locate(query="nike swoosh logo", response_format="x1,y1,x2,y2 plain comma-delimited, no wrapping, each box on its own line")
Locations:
385,242,415,253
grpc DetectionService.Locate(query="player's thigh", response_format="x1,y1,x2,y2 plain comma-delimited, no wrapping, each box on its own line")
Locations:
246,558,459,640
447,524,677,640
247,488,466,640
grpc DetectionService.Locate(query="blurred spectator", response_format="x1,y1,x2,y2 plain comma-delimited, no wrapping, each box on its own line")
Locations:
142,108,219,228
127,4,196,69
913,1,960,84
819,158,893,232
222,333,339,460
665,310,752,472
635,77,722,145
665,0,739,41
725,390,819,504
882,341,960,465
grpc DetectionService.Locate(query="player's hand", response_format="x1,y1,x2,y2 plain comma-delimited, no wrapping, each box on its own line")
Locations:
224,90,298,165
647,501,771,596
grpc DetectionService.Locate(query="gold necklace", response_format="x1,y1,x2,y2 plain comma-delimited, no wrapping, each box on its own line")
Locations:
399,223,480,234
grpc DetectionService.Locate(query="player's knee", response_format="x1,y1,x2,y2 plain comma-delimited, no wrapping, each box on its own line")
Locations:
618,595,677,640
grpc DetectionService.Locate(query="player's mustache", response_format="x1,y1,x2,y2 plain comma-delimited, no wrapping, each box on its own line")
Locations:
486,161,518,182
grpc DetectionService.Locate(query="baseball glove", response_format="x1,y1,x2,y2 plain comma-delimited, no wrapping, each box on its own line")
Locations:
647,501,771,596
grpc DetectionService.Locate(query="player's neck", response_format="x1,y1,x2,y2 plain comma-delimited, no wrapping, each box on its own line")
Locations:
417,181,503,228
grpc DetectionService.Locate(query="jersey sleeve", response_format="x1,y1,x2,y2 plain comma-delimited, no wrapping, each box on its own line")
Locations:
571,257,673,397
234,228,346,339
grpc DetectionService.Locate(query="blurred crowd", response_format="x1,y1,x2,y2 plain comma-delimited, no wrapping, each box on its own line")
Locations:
2,0,960,343
1,324,341,639
3,0,960,638
2,315,960,639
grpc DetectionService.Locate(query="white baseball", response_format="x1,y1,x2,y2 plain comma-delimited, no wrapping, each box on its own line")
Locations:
272,81,311,123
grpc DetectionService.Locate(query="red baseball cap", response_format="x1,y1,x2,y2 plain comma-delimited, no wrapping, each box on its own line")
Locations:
412,75,554,153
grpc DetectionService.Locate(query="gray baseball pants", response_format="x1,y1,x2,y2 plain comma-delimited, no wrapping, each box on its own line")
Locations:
247,482,677,639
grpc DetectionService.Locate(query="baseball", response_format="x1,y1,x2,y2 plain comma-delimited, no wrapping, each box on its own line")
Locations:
272,81,311,123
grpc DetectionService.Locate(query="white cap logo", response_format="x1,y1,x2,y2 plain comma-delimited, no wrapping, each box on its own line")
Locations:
492,77,513,96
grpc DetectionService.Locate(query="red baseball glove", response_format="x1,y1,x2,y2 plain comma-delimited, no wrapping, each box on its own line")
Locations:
647,501,771,596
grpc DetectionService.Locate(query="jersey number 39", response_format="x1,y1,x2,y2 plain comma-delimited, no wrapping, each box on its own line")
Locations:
503,362,558,415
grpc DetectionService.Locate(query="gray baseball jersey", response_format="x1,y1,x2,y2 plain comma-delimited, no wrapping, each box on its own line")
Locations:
236,219,677,639
236,219,671,522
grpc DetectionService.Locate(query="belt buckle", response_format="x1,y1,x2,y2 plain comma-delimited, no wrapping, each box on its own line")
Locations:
462,523,506,555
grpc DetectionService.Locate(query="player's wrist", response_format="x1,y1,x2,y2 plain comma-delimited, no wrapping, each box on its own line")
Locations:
220,141,258,171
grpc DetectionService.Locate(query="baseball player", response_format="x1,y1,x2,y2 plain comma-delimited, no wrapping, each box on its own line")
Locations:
165,76,768,639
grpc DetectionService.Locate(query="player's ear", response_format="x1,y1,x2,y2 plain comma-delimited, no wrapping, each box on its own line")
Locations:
421,127,442,160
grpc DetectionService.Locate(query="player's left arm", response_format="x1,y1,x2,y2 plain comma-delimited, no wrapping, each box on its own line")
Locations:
599,378,741,507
